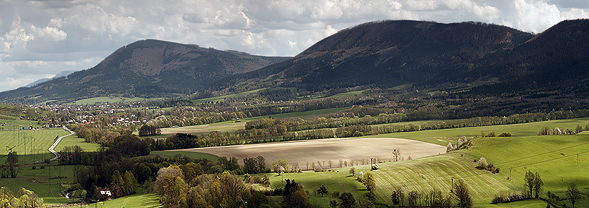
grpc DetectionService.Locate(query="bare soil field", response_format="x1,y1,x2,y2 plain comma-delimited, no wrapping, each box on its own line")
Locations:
170,138,446,170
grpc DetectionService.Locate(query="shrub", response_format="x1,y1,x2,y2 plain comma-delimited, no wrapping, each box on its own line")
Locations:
498,132,512,137
487,131,496,137
476,157,488,169
332,191,340,198
487,163,495,171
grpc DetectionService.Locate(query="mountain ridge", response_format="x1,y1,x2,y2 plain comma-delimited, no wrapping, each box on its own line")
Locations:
0,39,290,104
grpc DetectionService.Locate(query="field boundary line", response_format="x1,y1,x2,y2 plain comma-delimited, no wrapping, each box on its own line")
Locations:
49,126,74,161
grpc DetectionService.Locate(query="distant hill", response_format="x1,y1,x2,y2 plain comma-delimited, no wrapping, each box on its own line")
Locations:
25,71,75,88
211,19,589,97
210,20,534,91
0,39,290,104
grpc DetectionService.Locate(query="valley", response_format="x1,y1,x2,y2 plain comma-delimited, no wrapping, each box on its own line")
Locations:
1,19,589,208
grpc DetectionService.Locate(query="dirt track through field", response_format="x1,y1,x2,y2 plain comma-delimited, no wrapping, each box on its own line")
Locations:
170,138,446,169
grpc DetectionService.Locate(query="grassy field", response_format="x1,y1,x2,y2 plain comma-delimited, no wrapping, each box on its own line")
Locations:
54,134,102,153
155,107,350,136
368,117,589,146
67,97,161,105
0,118,41,130
327,90,364,98
0,162,77,204
96,187,162,208
150,150,220,161
192,88,266,104
234,118,589,207
0,128,71,162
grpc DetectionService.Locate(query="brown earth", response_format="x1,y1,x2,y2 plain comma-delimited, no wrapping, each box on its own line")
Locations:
170,137,446,170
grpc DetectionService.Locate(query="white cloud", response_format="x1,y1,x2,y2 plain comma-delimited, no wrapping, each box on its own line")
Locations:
30,25,67,40
501,0,563,33
561,8,589,19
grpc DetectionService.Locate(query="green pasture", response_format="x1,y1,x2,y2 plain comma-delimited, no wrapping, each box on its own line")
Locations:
67,97,161,105
327,90,364,98
0,128,71,161
54,134,101,153
0,163,77,204
369,117,589,146
94,187,162,208
0,118,41,130
192,88,265,104
465,134,589,207
156,107,349,135
151,151,220,161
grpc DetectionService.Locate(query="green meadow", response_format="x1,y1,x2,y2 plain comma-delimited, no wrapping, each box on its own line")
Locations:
176,117,589,207
0,128,72,163
3,114,589,207
154,107,350,136
67,97,161,105
0,163,77,204
192,88,266,104
327,90,364,98
150,150,220,161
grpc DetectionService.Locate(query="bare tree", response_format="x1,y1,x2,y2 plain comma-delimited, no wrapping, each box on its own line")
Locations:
392,148,401,162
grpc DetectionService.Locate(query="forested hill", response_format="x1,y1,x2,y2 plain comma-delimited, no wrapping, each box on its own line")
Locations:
0,39,290,104
210,19,589,96
209,20,534,91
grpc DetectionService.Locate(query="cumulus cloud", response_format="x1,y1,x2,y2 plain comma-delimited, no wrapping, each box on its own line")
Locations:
0,0,587,92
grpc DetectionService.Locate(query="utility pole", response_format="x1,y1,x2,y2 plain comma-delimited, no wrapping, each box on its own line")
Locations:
450,177,454,193
48,164,51,193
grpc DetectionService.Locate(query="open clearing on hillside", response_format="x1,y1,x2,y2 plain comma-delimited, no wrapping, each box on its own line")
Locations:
171,137,446,168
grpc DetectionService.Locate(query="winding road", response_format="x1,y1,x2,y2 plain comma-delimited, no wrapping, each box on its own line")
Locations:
49,126,75,161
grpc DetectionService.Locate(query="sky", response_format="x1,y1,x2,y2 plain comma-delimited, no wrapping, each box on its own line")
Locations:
0,0,588,92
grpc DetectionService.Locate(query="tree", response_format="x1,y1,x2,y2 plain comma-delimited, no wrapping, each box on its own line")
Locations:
5,151,18,178
533,172,543,199
339,192,356,208
454,179,472,208
524,171,535,198
391,190,401,206
567,183,581,208
318,185,328,197
349,167,355,176
272,158,289,174
392,148,401,161
363,172,376,194
329,200,338,208
0,187,18,207
17,188,43,208
123,171,137,195
249,191,269,208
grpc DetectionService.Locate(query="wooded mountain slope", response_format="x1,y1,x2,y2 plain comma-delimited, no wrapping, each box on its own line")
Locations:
0,39,289,103
212,19,589,96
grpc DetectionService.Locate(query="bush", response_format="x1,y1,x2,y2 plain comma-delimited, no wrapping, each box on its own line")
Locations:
332,191,340,198
487,131,496,137
476,157,488,169
491,192,524,204
498,132,512,137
